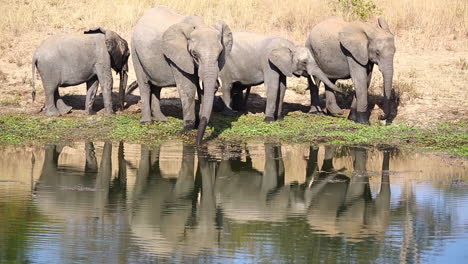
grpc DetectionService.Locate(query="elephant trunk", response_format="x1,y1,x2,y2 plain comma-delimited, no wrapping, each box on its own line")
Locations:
379,60,393,122
196,64,218,145
118,63,129,111
307,60,344,95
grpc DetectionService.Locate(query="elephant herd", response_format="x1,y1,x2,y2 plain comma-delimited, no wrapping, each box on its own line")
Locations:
31,6,396,144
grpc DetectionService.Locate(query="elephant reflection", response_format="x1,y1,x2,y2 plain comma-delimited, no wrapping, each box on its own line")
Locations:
129,144,219,255
305,146,392,240
34,142,129,262
214,143,290,222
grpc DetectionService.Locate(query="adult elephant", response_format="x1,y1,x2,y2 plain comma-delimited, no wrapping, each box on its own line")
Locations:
131,6,233,144
219,32,343,122
32,27,130,116
306,17,395,124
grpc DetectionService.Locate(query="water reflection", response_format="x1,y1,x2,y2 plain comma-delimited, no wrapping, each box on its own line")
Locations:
0,142,467,263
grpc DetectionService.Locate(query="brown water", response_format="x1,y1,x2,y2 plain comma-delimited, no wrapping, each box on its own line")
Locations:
1,141,467,264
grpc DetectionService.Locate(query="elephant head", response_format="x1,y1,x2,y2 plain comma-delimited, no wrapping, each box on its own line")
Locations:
339,18,396,122
84,27,130,110
162,18,233,145
268,46,344,94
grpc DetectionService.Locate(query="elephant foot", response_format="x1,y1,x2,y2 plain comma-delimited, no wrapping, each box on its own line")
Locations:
326,103,344,116
85,108,96,115
57,99,72,115
221,108,237,117
45,106,60,116
140,119,152,125
104,109,115,115
308,105,324,114
152,115,168,122
349,111,369,124
277,115,284,121
183,120,196,132
264,116,275,123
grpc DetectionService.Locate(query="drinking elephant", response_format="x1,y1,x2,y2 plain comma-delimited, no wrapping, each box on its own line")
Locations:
306,17,395,124
131,6,233,144
219,32,343,122
32,28,130,116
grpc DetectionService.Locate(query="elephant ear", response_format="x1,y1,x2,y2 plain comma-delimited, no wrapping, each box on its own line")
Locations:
378,17,393,34
104,31,129,73
339,25,369,66
268,47,293,77
162,22,196,75
214,20,233,70
84,27,129,72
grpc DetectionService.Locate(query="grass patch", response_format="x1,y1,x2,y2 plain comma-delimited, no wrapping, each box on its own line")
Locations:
0,113,466,157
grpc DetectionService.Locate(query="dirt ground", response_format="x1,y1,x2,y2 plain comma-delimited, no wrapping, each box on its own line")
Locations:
0,31,467,127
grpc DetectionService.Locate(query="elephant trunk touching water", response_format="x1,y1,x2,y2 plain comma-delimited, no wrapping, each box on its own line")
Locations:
131,6,233,145
197,60,218,144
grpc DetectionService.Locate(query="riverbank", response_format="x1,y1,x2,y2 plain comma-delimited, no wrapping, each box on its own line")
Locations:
0,112,466,157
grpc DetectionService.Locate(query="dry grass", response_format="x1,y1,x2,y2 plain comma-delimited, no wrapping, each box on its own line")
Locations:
0,0,466,44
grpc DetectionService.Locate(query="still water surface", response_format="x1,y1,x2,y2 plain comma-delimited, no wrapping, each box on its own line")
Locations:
1,142,467,263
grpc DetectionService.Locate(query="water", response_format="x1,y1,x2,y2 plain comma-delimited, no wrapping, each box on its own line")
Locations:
0,141,467,264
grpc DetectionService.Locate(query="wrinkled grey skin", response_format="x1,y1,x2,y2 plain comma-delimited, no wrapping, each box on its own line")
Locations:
131,6,233,145
32,27,130,116
220,32,343,122
306,17,395,124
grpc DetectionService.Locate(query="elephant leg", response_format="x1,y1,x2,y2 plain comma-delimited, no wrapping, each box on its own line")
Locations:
85,77,99,115
44,84,60,116
132,52,152,124
264,70,280,122
324,78,343,116
276,75,287,121
96,66,114,115
347,58,369,124
55,89,72,115
221,81,236,117
308,75,323,114
172,66,197,131
149,83,168,122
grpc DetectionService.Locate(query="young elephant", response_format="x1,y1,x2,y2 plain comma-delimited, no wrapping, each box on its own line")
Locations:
219,32,343,122
32,27,130,116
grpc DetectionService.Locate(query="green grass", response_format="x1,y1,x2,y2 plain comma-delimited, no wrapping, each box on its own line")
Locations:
0,113,466,157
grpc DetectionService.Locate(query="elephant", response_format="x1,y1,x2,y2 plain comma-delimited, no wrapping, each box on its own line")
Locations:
219,32,344,122
32,27,130,116
131,6,233,144
306,17,395,124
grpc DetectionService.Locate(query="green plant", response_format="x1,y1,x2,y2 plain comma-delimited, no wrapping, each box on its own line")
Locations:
333,0,381,20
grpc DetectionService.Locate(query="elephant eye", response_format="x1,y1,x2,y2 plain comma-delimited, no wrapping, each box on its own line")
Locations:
191,50,199,58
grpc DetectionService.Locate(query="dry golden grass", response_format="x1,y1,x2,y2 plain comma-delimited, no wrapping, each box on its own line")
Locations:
1,0,466,44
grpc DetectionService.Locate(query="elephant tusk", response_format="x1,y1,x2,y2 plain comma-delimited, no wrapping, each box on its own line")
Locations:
199,79,204,90
311,77,317,86
217,77,222,89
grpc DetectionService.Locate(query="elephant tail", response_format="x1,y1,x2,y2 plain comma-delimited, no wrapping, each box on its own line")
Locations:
31,55,37,102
